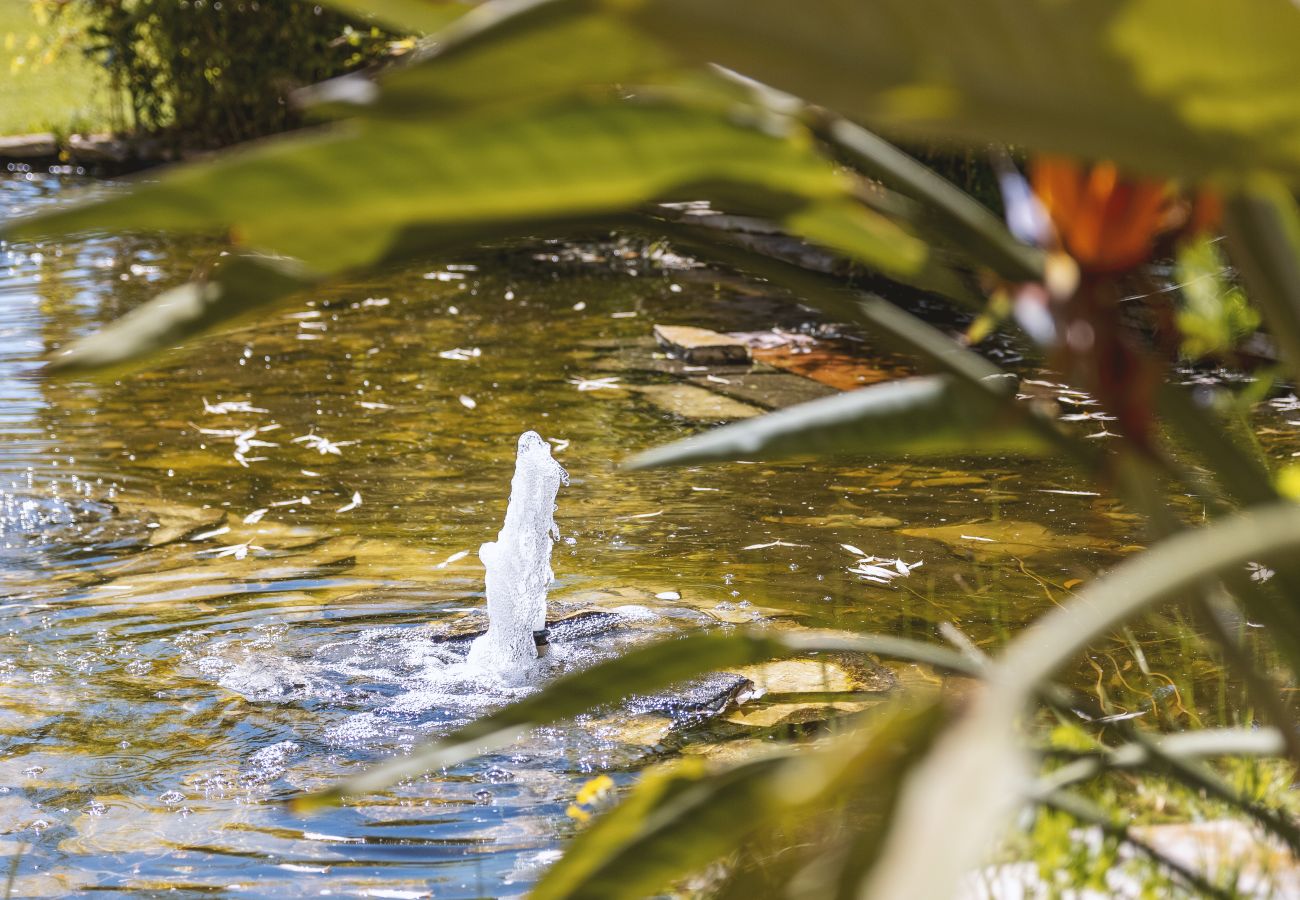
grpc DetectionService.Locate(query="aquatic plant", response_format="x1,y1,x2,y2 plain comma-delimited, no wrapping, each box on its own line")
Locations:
8,0,1300,895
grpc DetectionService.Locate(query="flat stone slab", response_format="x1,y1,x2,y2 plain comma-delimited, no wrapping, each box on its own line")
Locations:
0,133,57,157
686,371,836,411
653,324,752,365
634,383,763,421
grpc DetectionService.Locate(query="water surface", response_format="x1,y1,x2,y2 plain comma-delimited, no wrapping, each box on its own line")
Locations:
0,172,1286,896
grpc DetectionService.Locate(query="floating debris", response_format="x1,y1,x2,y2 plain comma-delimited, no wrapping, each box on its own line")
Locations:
1248,562,1275,584
438,347,482,361
269,496,311,508
547,438,570,452
202,398,268,415
337,492,362,513
458,395,477,410
201,540,263,561
434,550,470,569
1036,489,1102,497
291,431,356,456
846,554,923,585
191,422,281,467
655,590,681,600
242,508,268,525
189,525,230,542
566,375,622,392
742,539,808,550
357,401,392,411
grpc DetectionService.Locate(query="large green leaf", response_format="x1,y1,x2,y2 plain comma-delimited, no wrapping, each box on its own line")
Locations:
624,0,1300,184
45,252,317,376
626,374,1047,469
1225,179,1300,389
355,0,673,116
6,98,939,285
533,699,943,900
862,501,1300,899
323,0,469,32
291,628,973,810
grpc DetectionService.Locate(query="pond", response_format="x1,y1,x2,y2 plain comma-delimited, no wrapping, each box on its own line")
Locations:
0,171,1288,896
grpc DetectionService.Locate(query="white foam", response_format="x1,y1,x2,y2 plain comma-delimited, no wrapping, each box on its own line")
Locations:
465,432,568,681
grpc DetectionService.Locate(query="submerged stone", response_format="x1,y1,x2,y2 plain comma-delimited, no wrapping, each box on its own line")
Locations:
899,520,1117,558
653,324,752,364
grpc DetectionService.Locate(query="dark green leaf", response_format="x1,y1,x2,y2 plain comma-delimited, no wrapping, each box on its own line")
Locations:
535,699,944,900
45,252,317,377
625,0,1300,183
865,502,1300,899
625,374,1047,469
321,0,468,32
6,98,933,284
291,629,973,810
1225,179,1300,390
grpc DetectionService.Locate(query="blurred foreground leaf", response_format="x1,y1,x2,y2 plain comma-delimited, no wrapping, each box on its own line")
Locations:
865,502,1300,899
323,0,469,32
8,96,955,292
533,699,943,900
1226,179,1300,389
292,629,972,811
626,374,1046,469
626,0,1300,183
46,252,317,376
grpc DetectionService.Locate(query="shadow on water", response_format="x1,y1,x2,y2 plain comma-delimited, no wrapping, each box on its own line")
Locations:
0,172,1293,895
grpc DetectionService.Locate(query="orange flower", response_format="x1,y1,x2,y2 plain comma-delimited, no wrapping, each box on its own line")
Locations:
1030,157,1171,275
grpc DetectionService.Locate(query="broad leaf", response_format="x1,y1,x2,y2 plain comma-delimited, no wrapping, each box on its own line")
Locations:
625,374,1047,469
6,97,940,287
864,501,1300,899
625,0,1300,184
1225,179,1300,390
291,628,973,810
534,699,943,900
46,252,317,376
323,0,469,32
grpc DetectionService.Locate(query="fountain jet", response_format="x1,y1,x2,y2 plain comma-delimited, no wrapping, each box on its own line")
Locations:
466,432,569,678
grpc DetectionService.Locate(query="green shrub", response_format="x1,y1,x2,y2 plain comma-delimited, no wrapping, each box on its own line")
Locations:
50,0,394,148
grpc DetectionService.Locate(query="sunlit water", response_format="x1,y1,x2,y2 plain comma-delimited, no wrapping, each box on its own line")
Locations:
0,172,1291,896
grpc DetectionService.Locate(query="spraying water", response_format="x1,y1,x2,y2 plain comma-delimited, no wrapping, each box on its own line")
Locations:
466,432,569,679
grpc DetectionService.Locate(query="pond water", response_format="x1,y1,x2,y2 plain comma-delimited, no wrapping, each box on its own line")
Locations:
0,172,1290,896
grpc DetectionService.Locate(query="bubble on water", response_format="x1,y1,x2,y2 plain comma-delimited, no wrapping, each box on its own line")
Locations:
241,741,301,786
159,790,185,806
473,789,493,805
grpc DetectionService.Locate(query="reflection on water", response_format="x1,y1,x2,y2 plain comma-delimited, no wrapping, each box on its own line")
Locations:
0,173,1289,895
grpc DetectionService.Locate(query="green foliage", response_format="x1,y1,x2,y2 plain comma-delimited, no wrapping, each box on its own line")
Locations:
10,0,1300,896
53,0,394,148
623,0,1300,184
0,0,113,135
1176,238,1261,360
626,374,1049,469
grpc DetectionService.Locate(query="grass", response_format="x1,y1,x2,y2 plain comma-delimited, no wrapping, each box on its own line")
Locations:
0,0,116,136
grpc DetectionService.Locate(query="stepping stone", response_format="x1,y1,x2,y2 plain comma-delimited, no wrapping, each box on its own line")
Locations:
634,383,763,421
653,324,752,365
